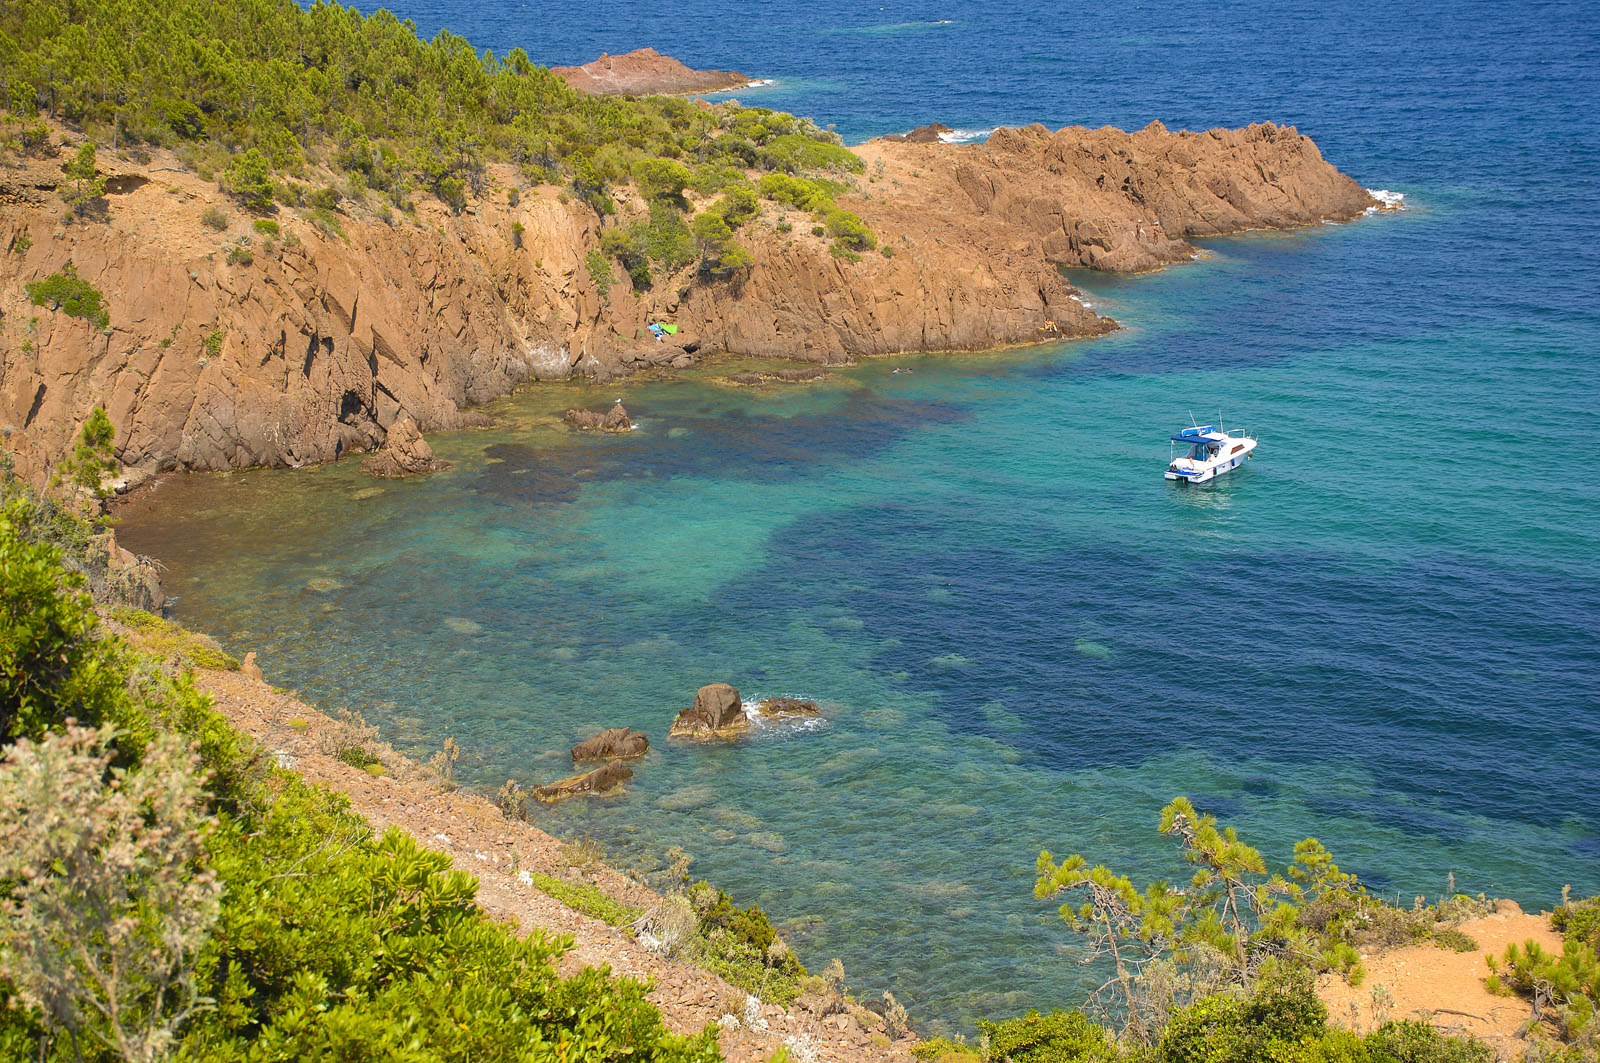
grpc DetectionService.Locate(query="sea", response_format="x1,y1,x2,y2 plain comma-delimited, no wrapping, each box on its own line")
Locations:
115,0,1600,1032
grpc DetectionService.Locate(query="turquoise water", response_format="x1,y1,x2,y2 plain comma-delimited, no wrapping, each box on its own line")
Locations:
118,0,1600,1032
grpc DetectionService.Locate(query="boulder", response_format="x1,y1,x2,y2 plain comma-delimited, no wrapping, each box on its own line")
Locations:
1495,898,1524,916
563,403,633,431
360,416,450,478
754,696,822,720
571,726,650,762
97,531,165,612
241,651,264,682
532,758,633,803
669,682,751,740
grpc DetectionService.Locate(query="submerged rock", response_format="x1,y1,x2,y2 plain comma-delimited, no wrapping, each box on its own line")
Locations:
360,416,450,478
669,682,750,741
571,726,650,762
563,403,633,432
532,758,633,803
754,696,822,721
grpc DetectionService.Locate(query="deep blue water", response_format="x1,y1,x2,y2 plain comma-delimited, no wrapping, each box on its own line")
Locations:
120,0,1600,1032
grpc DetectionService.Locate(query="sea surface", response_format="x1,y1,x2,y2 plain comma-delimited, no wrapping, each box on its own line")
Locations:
117,0,1600,1031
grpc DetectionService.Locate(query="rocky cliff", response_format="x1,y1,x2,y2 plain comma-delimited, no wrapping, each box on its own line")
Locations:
551,48,750,96
1,116,1374,480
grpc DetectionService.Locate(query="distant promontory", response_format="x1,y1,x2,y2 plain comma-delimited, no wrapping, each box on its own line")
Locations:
551,47,750,96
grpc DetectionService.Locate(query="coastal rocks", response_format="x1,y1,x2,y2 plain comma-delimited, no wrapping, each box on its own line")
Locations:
669,683,751,741
571,726,650,761
882,122,954,143
563,403,633,431
723,368,831,386
95,530,165,612
754,697,823,721
241,651,264,682
532,758,633,803
360,416,450,478
551,47,749,96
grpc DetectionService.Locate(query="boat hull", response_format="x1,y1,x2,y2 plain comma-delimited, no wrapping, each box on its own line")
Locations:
1165,441,1256,483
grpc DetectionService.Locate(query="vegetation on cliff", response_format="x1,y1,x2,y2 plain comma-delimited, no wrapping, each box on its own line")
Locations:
0,0,875,271
0,507,722,1061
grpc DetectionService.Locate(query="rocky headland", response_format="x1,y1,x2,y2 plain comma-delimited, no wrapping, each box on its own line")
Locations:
1,104,1374,483
552,47,751,96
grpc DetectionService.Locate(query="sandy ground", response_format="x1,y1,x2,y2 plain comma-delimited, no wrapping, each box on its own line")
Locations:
176,663,913,1063
1316,907,1563,1058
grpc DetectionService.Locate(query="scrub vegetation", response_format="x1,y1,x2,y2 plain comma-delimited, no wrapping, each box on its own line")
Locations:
0,0,880,276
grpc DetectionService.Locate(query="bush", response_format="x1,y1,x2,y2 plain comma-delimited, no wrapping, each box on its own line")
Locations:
978,1010,1119,1063
223,148,274,211
24,264,110,329
252,217,279,236
1553,895,1600,951
525,872,643,928
824,208,876,251
224,243,253,266
200,205,229,230
1433,927,1478,953
1365,1021,1494,1063
632,157,694,207
711,185,758,228
1487,938,1599,1041
691,212,752,276
109,606,240,672
757,173,834,211
585,248,614,299
760,133,863,174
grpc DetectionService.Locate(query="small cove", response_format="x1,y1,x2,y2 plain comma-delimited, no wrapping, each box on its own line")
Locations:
114,0,1600,1032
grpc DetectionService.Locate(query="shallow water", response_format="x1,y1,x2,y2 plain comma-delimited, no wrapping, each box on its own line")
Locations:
117,0,1600,1032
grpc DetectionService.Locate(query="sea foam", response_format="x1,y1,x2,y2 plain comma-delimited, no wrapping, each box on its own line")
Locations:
938,127,995,143
1364,188,1407,213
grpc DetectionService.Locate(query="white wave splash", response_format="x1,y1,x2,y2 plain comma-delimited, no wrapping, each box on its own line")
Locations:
742,78,776,89
1364,188,1407,213
740,697,828,735
938,127,996,144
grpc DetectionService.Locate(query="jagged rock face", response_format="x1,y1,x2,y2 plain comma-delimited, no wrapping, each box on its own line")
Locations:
754,697,822,720
571,726,650,761
563,403,633,431
551,48,748,96
359,415,450,478
669,682,751,741
2,116,1373,478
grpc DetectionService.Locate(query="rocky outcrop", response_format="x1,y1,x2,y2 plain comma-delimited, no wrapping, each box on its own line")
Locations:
571,727,650,761
563,403,634,431
359,416,450,477
754,697,822,721
532,758,633,803
669,683,751,741
2,113,1376,478
882,123,953,143
551,48,748,96
96,529,164,612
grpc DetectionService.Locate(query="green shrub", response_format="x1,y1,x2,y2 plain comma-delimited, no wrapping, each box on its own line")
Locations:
1365,1020,1494,1063
978,1010,1119,1063
1553,895,1600,951
757,173,834,211
224,243,253,266
691,212,752,276
109,606,241,672
711,185,759,228
252,217,280,235
1432,927,1478,953
912,1038,984,1063
1487,938,1599,1040
224,148,274,211
200,205,229,230
585,248,614,299
600,207,696,288
632,157,694,207
24,265,110,329
824,208,876,251
760,133,863,174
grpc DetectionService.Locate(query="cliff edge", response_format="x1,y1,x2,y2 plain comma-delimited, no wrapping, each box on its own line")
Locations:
1,115,1373,481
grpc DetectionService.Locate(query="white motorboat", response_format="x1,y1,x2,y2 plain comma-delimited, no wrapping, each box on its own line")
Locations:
1165,423,1257,484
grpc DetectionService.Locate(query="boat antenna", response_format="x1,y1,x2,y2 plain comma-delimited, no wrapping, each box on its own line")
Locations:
1188,409,1198,429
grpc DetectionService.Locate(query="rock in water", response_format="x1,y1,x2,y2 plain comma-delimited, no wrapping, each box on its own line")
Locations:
532,758,634,803
571,727,650,761
755,697,823,720
669,682,751,741
563,404,633,431
360,416,450,478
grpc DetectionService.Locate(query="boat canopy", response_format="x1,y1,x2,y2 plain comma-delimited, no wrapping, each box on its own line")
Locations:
1171,426,1218,443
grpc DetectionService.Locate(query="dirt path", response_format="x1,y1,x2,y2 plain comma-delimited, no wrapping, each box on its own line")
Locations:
1316,907,1561,1057
187,665,913,1063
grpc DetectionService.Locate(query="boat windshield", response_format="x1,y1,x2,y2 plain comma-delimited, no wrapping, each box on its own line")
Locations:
1187,443,1219,461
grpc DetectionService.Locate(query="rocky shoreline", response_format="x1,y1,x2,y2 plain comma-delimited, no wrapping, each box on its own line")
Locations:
2,108,1373,485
